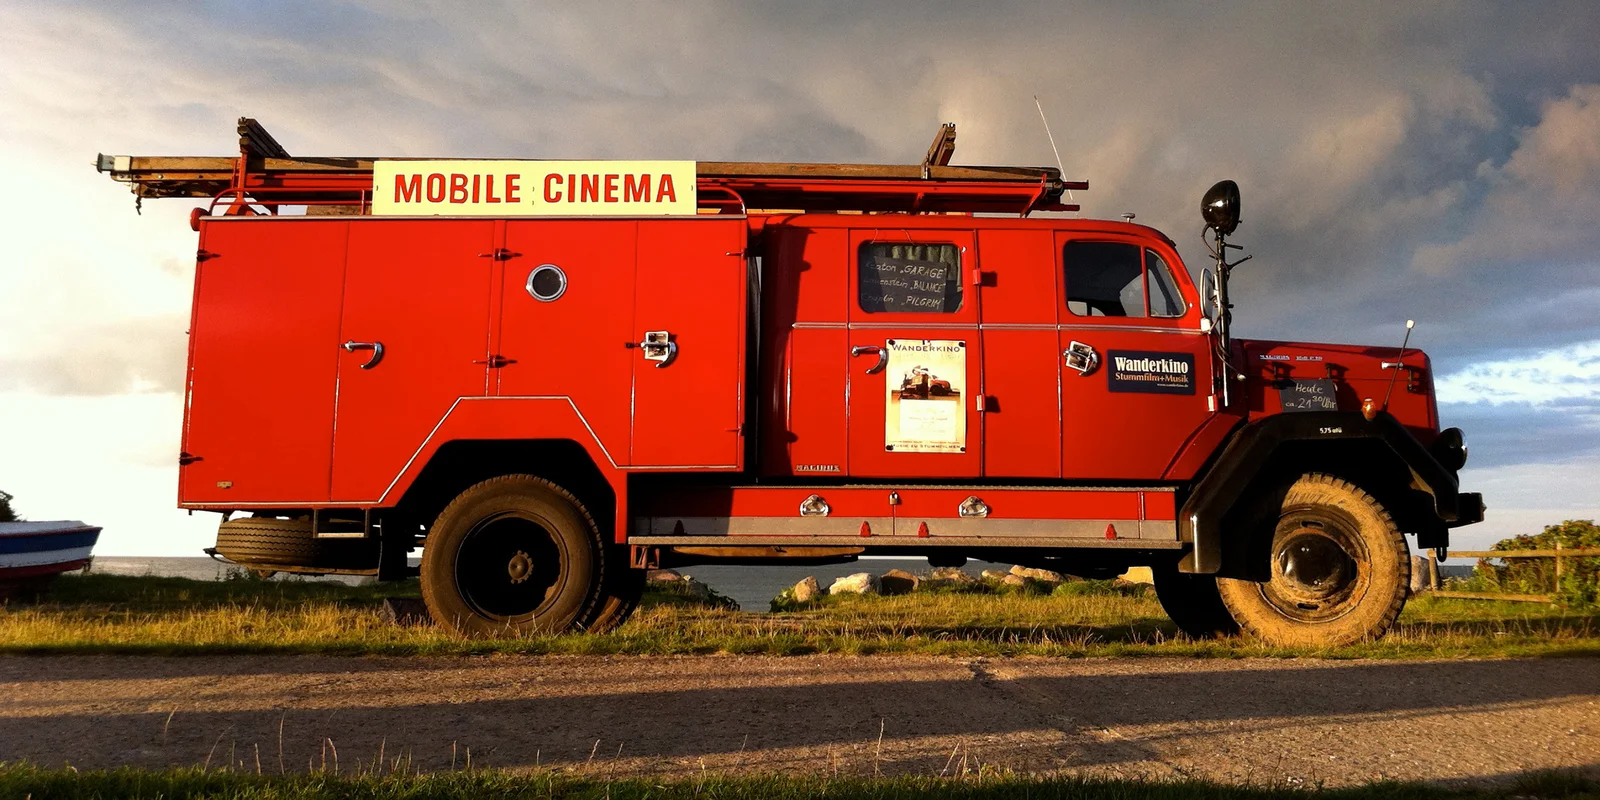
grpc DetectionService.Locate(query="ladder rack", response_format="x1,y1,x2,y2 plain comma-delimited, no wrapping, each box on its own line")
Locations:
97,118,1085,215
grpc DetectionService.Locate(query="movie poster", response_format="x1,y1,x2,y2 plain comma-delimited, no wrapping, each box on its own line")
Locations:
884,339,966,453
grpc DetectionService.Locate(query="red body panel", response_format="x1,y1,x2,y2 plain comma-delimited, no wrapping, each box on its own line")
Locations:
976,228,1062,479
499,220,638,463
332,221,495,502
182,221,346,504
630,220,747,468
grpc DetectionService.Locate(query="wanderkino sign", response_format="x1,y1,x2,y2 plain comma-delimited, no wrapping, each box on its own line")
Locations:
371,160,698,217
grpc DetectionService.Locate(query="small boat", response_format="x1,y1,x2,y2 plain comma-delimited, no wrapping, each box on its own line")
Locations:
0,520,101,599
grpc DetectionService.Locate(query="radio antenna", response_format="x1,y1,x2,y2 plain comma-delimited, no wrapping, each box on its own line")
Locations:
1033,95,1075,210
1380,319,1416,413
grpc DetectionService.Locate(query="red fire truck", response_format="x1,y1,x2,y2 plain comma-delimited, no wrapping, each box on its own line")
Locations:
99,119,1481,646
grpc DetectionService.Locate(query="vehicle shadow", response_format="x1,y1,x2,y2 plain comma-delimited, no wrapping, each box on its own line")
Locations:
0,655,1593,781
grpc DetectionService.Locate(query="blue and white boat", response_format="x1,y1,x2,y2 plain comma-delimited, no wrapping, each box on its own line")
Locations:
0,521,101,593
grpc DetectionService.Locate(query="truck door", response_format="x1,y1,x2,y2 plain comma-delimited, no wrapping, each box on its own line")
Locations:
330,220,495,501
629,219,748,468
976,228,1062,478
181,220,347,505
1055,235,1214,479
846,229,981,478
498,220,638,464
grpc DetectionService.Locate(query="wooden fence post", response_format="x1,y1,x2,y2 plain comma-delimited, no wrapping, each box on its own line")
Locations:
1428,550,1440,590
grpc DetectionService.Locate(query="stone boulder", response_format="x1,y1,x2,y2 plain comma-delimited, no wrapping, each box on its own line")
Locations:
646,569,683,583
927,567,977,586
980,569,1010,583
878,568,920,595
680,576,713,600
1009,565,1065,584
792,575,823,603
1001,574,1028,588
829,572,880,595
1409,555,1430,595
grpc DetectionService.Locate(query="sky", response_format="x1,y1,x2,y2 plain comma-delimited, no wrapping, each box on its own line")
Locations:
1,1,1598,556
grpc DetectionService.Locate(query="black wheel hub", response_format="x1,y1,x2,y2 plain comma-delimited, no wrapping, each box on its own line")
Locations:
1260,510,1368,623
454,514,563,620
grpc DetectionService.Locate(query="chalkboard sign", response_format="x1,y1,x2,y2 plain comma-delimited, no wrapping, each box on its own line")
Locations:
1280,379,1340,412
858,244,962,313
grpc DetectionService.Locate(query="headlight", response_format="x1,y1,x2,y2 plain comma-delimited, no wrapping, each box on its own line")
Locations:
1432,427,1468,471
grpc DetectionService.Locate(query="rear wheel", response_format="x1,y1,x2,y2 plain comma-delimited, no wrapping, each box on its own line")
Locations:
1152,561,1239,639
420,475,604,637
582,547,645,633
1218,473,1409,647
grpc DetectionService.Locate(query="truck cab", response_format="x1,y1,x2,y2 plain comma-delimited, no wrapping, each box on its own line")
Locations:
100,119,1481,645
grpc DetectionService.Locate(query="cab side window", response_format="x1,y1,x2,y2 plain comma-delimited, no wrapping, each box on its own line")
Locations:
1064,241,1144,317
858,242,962,313
1146,249,1186,318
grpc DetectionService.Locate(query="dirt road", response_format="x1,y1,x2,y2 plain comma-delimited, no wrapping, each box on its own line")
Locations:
1,655,1594,786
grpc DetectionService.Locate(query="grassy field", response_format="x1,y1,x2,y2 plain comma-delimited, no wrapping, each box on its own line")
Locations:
3,764,1597,800
1,572,1596,658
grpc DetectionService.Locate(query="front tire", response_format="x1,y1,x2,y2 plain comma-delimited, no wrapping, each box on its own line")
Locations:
1152,561,1239,639
1218,473,1409,647
421,475,605,637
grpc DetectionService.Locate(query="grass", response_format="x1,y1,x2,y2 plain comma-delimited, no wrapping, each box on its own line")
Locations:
1,572,1596,659
2,764,1597,800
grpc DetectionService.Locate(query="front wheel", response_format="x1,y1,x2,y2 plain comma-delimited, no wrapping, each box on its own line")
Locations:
1218,473,1410,647
421,475,605,637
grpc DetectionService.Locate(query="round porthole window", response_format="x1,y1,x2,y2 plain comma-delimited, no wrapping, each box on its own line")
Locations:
526,264,567,302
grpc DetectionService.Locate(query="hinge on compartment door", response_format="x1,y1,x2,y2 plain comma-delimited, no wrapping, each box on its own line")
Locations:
477,248,520,261
196,249,219,262
473,355,514,368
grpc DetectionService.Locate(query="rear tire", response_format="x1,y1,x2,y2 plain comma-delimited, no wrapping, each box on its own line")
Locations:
582,547,645,633
1218,473,1409,647
1152,561,1239,639
420,475,605,637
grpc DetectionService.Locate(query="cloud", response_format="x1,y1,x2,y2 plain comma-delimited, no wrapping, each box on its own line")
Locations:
0,315,188,395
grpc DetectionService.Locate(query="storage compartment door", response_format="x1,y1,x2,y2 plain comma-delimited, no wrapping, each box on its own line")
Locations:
330,221,495,502
181,221,347,505
630,219,747,468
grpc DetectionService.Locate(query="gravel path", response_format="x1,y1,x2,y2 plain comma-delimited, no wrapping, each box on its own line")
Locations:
0,655,1594,786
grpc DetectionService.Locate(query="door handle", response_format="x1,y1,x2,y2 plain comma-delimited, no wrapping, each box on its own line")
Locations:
635,330,677,368
1063,340,1099,376
341,340,384,369
851,345,887,374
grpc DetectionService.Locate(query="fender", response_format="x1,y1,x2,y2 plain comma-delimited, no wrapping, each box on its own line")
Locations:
1178,411,1482,574
380,396,629,542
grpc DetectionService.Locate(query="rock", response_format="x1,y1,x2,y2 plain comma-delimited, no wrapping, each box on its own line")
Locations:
1001,574,1028,588
878,569,920,595
1009,564,1065,584
927,567,977,586
680,576,713,599
1409,555,1429,595
981,569,1010,582
1118,566,1155,585
829,572,880,595
646,569,683,583
792,575,822,603
381,597,430,627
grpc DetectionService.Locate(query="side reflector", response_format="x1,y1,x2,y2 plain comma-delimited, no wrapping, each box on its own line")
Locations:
1104,523,1118,540
917,521,930,538
859,521,871,537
